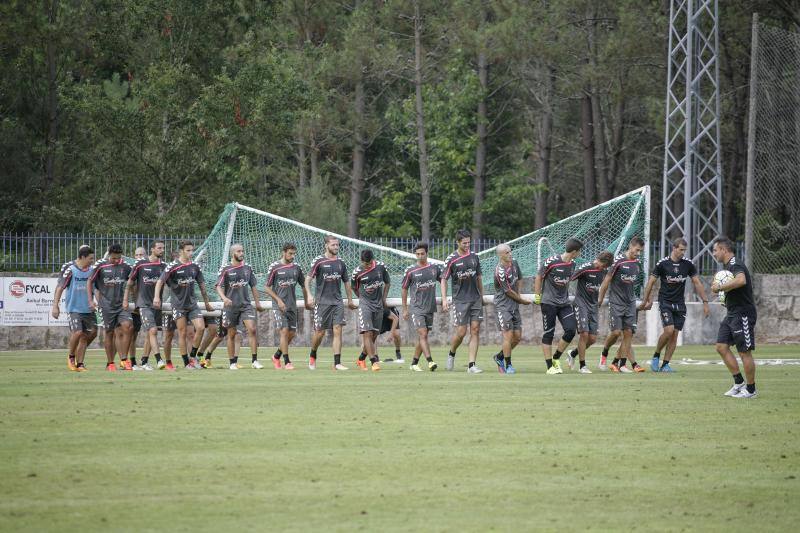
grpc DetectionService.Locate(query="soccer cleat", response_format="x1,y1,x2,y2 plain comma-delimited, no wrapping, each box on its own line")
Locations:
308,357,316,371
428,361,438,371
184,361,198,371
284,362,295,370
252,360,264,369
106,363,117,372
493,354,506,374
619,366,633,373
566,349,577,370
632,365,645,373
272,357,282,370
660,363,675,373
410,364,423,372
157,359,166,370
609,362,620,373
446,355,455,371
394,358,405,364
505,364,516,374
121,359,133,371
334,363,349,371
552,360,562,373
75,364,88,372
68,356,77,371
229,363,241,370
598,356,608,371
734,388,758,399
466,365,483,374
724,382,746,397
141,363,154,371
200,358,212,369
371,362,381,372
546,366,562,375
578,366,592,374
164,361,175,371
650,357,660,372
356,359,368,371
132,364,143,371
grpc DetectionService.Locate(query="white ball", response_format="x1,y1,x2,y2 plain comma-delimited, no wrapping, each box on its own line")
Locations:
713,270,734,305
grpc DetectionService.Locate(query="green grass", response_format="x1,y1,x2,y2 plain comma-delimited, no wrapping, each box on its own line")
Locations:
1,344,799,532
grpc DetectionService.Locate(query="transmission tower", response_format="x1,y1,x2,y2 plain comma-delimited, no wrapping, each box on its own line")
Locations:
661,0,723,265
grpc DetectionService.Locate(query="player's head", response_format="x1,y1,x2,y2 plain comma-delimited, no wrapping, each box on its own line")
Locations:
671,237,688,259
150,240,165,259
712,236,735,263
178,240,194,260
627,236,644,258
564,238,583,259
360,249,374,267
456,229,471,252
496,243,512,263
230,243,244,263
77,245,95,266
324,235,340,256
414,241,429,262
594,251,614,269
107,243,123,264
134,247,147,261
282,242,297,263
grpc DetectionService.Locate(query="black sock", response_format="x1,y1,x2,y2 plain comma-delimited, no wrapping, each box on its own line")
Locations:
570,348,578,358
77,362,85,368
653,352,660,359
546,358,553,369
369,356,379,364
69,353,75,360
448,351,456,358
425,355,433,362
274,349,282,360
154,353,162,362
580,360,586,368
553,350,563,360
197,351,204,359
334,354,341,365
252,353,258,363
395,349,402,359
230,356,238,365
602,348,609,357
632,361,640,368
283,353,290,364
494,351,503,360
612,358,620,366
661,359,670,368
310,349,317,358
468,361,475,368
130,357,137,366
746,383,756,393
620,358,627,367
505,357,512,366
190,347,198,359
205,353,212,360
412,357,420,365
142,356,149,365
181,354,190,365
733,372,744,384
359,352,368,361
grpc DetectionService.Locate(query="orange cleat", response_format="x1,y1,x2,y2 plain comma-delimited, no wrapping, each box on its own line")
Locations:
68,356,77,371
106,362,117,372
356,359,368,371
610,362,620,373
272,357,282,370
165,361,175,371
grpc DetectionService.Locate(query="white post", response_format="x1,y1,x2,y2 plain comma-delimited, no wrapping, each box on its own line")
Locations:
744,13,759,271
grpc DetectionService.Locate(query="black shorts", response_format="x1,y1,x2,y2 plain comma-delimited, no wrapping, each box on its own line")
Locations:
380,307,399,334
132,311,142,333
659,302,686,331
717,310,757,353
541,303,577,340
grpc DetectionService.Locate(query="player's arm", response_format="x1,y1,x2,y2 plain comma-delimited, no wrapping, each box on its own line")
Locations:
440,276,449,312
51,285,65,319
477,274,484,303
401,286,410,319
641,275,658,310
251,285,265,312
344,280,358,310
153,279,164,309
197,275,213,312
303,268,315,309
533,274,543,305
264,285,284,311
123,276,135,311
691,275,710,317
712,272,747,293
507,277,531,305
597,271,613,307
215,281,231,307
382,279,391,308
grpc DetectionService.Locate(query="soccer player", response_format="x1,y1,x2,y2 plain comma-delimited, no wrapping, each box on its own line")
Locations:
216,244,265,370
597,236,647,373
566,251,615,373
88,244,134,371
265,242,309,370
197,318,242,365
305,236,358,371
710,237,758,398
641,237,711,372
124,241,167,371
491,244,531,374
534,238,582,374
401,241,440,372
125,246,147,369
51,245,97,371
378,308,405,363
153,240,213,369
351,250,391,371
442,229,484,373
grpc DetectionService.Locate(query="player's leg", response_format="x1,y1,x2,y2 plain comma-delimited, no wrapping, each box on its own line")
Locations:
227,325,240,369
66,324,82,370
661,310,685,372
467,319,481,371
389,312,403,362
540,304,557,370
174,315,190,367
308,305,327,369
551,305,577,370
497,329,513,374
332,323,346,370
243,319,261,368
447,302,470,370
361,330,375,370
116,318,134,370
189,315,205,360
601,329,620,367
730,312,757,397
448,324,467,365
128,313,141,368
505,329,522,374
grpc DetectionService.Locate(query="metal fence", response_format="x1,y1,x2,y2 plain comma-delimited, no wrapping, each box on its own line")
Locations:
1,232,740,274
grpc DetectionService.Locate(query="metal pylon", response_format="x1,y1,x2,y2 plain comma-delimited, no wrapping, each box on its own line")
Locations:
660,0,723,264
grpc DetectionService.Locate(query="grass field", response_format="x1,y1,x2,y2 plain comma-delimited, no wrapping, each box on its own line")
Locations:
1,344,799,532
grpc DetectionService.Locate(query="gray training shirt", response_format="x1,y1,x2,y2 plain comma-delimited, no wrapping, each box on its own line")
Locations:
351,261,390,312
494,260,522,313
608,256,640,308
538,254,576,306
443,251,482,304
402,263,441,315
309,255,348,305
129,258,167,308
266,260,305,310
90,259,132,311
160,260,205,310
571,261,606,307
216,263,257,308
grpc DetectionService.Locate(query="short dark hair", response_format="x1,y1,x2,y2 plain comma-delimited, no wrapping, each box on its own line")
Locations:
456,229,471,241
324,235,339,245
150,239,165,251
414,241,429,253
629,236,645,247
178,240,193,250
108,243,123,255
597,251,614,266
361,249,374,263
565,238,583,253
78,246,94,259
282,242,297,252
672,237,688,248
713,236,735,253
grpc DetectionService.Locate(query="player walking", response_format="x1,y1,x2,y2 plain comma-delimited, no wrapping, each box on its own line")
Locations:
492,244,531,374
89,244,134,371
51,245,97,371
265,243,309,370
124,241,167,371
351,250,391,371
401,242,440,372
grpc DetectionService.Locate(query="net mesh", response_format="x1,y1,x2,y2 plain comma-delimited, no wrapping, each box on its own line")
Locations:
750,23,800,274
477,187,650,297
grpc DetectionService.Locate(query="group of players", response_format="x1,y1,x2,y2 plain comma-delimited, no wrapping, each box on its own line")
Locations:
50,230,758,398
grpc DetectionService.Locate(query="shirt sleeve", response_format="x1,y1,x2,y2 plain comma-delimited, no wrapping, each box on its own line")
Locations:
729,261,746,278
537,258,547,277
476,255,482,275
248,267,257,288
652,261,663,277
341,261,349,282
297,266,305,286
196,268,205,286
57,267,73,290
688,262,697,277
401,267,412,289
382,266,390,285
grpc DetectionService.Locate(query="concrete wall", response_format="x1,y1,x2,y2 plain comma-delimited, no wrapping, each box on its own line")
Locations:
2,273,798,351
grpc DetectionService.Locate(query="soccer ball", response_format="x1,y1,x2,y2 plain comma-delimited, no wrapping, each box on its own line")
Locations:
713,270,734,305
